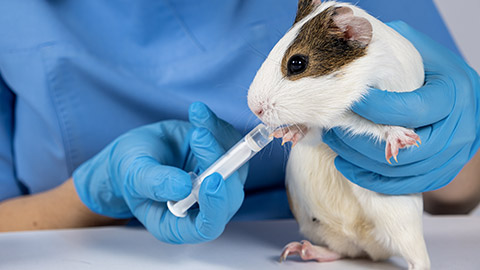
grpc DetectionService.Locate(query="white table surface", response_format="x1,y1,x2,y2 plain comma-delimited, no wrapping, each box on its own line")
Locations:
1,216,478,270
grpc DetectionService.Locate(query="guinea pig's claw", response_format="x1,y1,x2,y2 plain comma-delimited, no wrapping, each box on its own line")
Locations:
280,241,302,262
385,144,399,164
273,130,284,139
385,127,421,165
280,240,342,263
276,125,308,148
291,141,298,148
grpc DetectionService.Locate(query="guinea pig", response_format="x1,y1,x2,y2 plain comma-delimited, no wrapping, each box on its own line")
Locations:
247,1,430,269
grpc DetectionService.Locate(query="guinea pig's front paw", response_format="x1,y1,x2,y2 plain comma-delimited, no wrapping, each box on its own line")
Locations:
273,125,308,148
385,126,421,164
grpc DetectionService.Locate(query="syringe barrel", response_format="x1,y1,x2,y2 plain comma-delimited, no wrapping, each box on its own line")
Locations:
167,124,273,217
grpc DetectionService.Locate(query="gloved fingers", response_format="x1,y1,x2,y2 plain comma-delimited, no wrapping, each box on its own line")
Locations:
323,129,421,177
190,127,225,171
333,149,467,194
188,102,249,181
352,79,455,128
321,128,388,164
144,173,234,244
323,125,442,165
126,156,192,202
191,127,245,219
187,173,229,242
147,173,229,244
188,102,241,147
323,126,467,177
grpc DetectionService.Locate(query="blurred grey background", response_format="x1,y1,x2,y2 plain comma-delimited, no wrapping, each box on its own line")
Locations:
434,0,480,215
434,0,480,72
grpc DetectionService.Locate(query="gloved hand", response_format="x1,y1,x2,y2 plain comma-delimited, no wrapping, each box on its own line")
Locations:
322,21,480,195
73,102,247,244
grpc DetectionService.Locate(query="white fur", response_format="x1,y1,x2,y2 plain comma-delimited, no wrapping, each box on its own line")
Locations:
248,1,423,139
248,1,430,269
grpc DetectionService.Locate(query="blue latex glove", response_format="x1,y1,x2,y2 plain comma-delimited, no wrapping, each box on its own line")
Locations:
323,21,480,195
73,102,246,244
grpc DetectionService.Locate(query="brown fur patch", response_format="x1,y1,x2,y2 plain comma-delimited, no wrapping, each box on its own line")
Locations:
294,0,316,24
282,6,369,80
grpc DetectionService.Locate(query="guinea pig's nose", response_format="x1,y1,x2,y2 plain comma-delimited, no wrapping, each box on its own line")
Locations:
254,108,264,117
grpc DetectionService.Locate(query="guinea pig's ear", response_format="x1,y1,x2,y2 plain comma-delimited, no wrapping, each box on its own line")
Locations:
294,0,322,24
331,6,372,47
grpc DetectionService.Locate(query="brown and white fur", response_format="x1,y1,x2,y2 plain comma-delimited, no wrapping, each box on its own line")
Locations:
247,1,430,269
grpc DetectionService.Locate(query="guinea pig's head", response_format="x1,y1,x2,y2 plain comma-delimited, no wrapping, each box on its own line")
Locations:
248,0,373,128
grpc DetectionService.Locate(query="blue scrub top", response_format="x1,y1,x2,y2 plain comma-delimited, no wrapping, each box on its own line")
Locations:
0,0,459,220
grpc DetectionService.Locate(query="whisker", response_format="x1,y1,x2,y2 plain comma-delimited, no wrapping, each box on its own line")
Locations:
235,109,256,135
214,83,249,92
273,28,287,40
282,139,289,171
294,123,306,137
245,42,282,67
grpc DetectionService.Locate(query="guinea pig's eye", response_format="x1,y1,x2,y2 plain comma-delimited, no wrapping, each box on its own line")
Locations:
287,54,309,76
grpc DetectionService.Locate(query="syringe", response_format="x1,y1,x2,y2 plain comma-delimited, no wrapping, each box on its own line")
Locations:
167,124,275,217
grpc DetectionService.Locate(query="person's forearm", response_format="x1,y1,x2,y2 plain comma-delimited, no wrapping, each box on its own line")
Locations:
0,178,127,232
424,151,480,214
